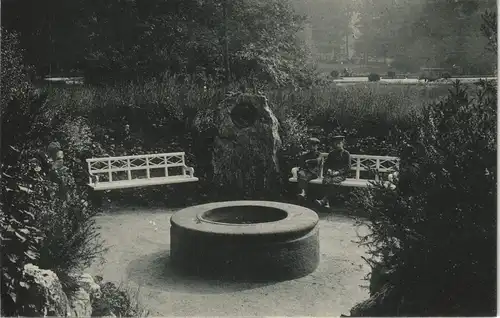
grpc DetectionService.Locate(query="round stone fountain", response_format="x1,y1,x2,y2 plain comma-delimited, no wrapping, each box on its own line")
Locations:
170,201,319,281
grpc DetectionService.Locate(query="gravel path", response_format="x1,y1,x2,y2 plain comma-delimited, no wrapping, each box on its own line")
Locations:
88,207,371,317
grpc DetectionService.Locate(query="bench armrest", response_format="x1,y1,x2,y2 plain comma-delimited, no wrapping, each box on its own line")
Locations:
88,173,99,185
183,166,195,178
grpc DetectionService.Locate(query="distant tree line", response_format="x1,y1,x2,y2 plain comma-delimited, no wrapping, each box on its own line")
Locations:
353,0,497,74
293,0,497,74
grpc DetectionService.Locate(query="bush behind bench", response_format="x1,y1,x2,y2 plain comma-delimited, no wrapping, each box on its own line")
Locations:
44,77,455,204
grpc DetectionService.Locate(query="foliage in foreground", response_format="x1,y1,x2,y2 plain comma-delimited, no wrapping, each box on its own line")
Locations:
91,277,149,317
1,30,105,315
348,80,497,316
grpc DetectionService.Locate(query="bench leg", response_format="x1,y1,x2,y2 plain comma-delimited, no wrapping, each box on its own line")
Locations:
297,171,317,197
297,178,308,196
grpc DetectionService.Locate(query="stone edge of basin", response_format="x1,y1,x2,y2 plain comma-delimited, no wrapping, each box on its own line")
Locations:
170,200,319,236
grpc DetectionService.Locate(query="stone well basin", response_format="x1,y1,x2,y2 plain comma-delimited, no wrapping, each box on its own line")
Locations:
170,201,320,281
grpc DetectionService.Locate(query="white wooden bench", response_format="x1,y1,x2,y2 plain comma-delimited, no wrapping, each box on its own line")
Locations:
86,152,198,191
289,153,399,189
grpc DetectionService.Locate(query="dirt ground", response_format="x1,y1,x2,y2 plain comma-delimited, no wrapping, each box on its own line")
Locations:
88,207,371,317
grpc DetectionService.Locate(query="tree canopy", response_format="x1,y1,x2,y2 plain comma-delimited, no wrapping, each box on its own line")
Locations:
2,0,314,86
2,0,496,81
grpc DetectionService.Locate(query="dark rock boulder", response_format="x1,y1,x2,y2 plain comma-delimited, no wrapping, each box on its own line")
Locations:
212,92,282,198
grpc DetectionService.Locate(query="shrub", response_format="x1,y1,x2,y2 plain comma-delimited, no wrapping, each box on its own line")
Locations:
1,33,52,315
368,73,381,82
441,72,451,79
91,278,149,317
1,35,105,314
342,68,352,77
2,102,105,309
0,29,31,110
36,181,105,293
51,117,107,186
35,115,106,293
348,80,497,316
330,70,339,78
0,146,50,316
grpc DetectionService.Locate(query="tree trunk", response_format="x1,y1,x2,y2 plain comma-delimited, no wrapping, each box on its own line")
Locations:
223,0,230,85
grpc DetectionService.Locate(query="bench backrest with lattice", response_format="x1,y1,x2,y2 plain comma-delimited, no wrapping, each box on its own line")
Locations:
86,152,198,190
318,153,399,181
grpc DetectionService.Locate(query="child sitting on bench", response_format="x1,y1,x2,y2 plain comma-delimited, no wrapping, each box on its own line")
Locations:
316,135,351,208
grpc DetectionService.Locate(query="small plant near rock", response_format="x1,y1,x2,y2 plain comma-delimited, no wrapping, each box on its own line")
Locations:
91,277,149,317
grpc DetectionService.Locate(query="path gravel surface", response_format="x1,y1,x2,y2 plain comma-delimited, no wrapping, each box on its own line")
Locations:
88,207,371,317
